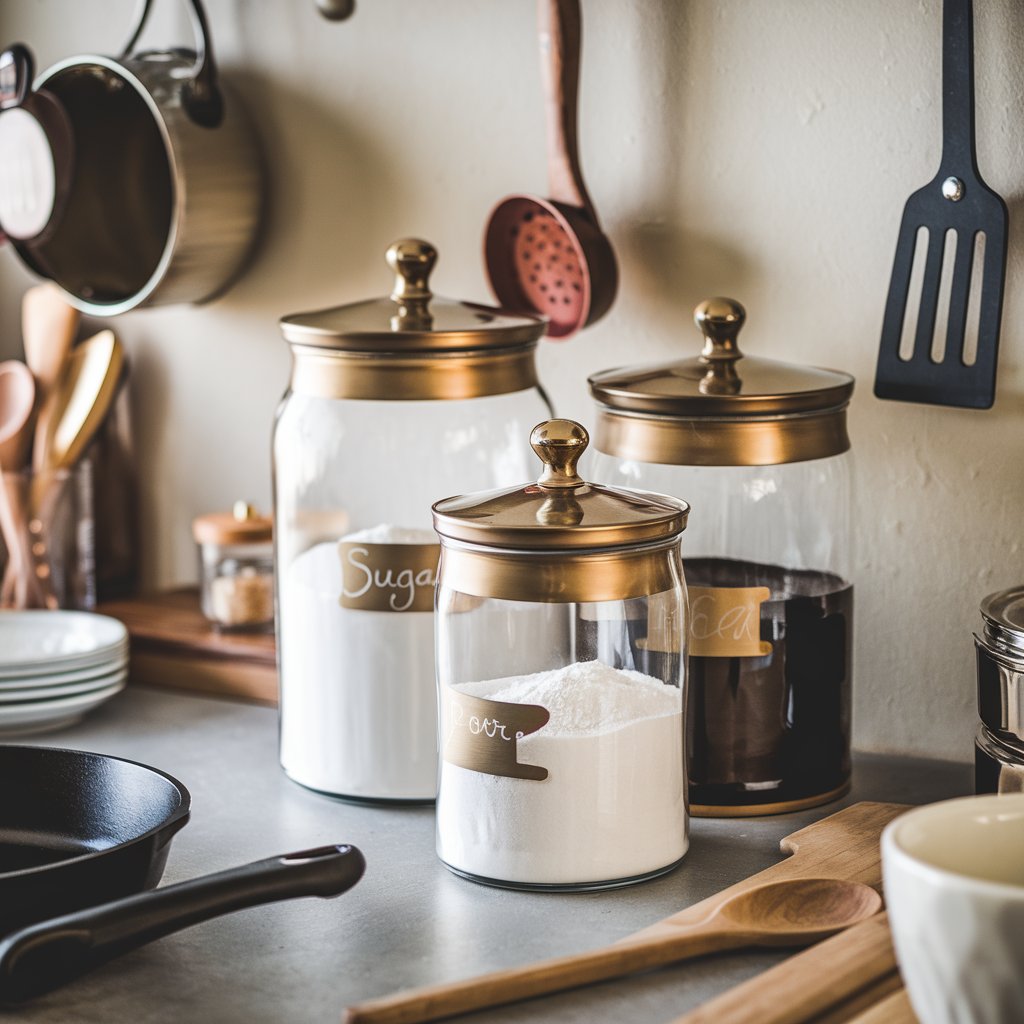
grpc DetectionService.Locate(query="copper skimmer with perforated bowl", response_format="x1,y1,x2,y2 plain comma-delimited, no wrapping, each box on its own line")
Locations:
484,0,617,339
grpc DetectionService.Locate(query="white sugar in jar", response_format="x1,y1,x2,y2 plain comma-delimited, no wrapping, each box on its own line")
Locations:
279,526,439,800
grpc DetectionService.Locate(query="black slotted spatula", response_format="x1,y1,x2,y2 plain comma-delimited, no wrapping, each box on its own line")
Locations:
875,0,1008,409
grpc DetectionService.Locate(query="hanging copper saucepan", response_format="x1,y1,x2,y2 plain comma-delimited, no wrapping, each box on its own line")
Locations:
484,0,617,339
0,0,264,316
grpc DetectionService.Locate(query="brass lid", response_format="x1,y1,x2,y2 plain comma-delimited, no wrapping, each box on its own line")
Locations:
588,297,854,466
193,502,273,545
280,239,547,353
589,298,854,416
432,419,689,550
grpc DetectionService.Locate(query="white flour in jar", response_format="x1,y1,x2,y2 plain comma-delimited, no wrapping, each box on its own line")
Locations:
436,660,686,885
279,524,438,800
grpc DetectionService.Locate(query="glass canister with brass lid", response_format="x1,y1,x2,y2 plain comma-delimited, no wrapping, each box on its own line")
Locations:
588,298,855,818
432,419,690,891
274,239,552,804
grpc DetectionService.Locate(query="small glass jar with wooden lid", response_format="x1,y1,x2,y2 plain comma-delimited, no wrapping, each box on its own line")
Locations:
588,298,855,817
432,419,690,890
192,502,274,633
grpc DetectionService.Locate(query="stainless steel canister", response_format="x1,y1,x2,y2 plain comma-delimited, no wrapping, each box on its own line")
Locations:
974,588,1024,793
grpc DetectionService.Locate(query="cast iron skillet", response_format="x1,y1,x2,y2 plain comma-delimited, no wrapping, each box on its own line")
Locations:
0,746,365,1002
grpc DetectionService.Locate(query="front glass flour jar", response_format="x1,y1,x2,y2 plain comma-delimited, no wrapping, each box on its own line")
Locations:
589,298,855,817
274,239,551,803
433,419,690,890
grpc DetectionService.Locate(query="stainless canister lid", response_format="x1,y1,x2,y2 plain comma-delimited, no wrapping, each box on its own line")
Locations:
979,587,1024,657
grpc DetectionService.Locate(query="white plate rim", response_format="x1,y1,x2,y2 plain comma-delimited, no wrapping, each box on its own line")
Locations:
0,670,129,704
0,656,130,689
0,611,128,671
0,679,126,728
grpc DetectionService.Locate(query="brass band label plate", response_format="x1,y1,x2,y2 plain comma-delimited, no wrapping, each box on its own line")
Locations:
689,586,772,657
338,542,440,612
442,689,550,781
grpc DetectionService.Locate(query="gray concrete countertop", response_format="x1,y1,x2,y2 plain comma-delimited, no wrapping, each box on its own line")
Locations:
14,687,972,1024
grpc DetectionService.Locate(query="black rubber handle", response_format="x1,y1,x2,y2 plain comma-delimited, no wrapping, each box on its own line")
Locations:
940,0,977,174
0,844,366,1003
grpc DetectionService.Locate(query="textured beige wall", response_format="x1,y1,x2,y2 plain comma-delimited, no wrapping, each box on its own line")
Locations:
2,0,1023,761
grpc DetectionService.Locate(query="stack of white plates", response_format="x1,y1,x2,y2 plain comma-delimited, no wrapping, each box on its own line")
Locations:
0,611,129,736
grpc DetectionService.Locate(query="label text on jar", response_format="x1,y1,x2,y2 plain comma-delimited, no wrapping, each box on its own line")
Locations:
338,542,440,613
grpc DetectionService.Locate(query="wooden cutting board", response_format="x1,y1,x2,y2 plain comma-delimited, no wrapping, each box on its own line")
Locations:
672,913,901,1024
847,989,917,1023
625,801,906,945
97,589,278,705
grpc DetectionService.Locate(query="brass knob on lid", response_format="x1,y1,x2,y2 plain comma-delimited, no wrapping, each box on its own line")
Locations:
531,419,588,489
695,297,745,395
387,239,436,304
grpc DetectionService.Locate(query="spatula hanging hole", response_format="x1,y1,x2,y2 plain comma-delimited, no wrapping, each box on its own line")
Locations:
962,231,986,366
899,226,930,361
930,228,959,364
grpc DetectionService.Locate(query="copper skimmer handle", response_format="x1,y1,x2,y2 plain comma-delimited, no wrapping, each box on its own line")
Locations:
539,0,597,220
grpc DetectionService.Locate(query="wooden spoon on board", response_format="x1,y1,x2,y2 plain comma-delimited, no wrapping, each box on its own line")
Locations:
342,877,882,1024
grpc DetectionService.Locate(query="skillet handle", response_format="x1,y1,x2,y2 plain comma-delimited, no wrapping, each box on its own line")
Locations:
0,844,366,1003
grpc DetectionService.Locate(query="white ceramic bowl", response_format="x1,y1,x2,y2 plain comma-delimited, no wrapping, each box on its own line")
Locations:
882,794,1024,1024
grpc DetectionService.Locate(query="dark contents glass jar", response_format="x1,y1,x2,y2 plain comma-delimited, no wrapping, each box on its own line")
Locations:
588,297,855,816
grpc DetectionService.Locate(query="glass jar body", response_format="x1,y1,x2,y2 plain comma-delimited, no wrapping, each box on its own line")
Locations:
197,540,274,633
590,450,853,815
434,542,688,890
273,386,552,802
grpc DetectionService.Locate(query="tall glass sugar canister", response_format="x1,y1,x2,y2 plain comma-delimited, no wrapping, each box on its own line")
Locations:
274,239,551,802
589,298,855,816
432,419,690,890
